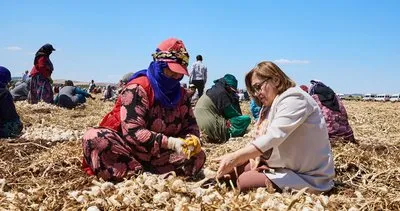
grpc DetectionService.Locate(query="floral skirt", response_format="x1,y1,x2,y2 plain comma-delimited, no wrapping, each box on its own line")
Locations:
82,128,206,181
28,74,53,104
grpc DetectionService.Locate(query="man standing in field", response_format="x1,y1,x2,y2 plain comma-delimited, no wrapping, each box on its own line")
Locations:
88,80,96,93
189,55,207,98
22,70,29,82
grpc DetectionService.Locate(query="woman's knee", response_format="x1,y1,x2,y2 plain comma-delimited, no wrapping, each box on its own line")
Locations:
82,128,139,181
237,170,271,192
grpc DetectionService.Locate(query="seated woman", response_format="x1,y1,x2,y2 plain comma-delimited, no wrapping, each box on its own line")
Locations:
10,78,30,101
237,89,245,102
88,80,96,93
0,66,23,138
308,80,355,142
81,38,205,181
214,61,335,194
117,72,134,94
102,85,115,101
194,74,251,143
54,80,94,108
187,84,199,107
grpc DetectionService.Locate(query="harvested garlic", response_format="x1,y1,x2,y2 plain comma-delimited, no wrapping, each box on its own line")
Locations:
76,195,86,203
68,191,80,199
87,206,100,211
93,186,102,196
100,182,115,192
171,179,186,192
153,192,170,204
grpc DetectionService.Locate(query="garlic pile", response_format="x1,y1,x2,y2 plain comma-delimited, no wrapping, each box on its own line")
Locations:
67,172,332,210
21,126,83,142
16,101,60,109
2,100,397,210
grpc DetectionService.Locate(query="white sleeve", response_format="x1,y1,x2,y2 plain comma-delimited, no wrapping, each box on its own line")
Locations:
189,64,194,82
252,94,311,152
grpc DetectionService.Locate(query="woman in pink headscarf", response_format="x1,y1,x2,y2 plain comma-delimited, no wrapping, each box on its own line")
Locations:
81,38,205,181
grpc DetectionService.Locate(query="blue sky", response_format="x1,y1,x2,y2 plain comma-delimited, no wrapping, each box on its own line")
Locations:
1,1,399,94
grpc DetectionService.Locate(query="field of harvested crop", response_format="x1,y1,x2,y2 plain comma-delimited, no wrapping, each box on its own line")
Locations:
1,99,399,210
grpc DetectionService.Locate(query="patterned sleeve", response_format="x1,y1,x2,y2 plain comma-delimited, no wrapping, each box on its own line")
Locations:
120,84,169,154
179,93,200,137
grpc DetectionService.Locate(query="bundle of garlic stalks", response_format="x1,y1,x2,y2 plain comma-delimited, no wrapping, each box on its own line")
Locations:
1,99,400,210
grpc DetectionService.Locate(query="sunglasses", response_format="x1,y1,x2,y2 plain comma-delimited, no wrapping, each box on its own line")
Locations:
252,78,271,93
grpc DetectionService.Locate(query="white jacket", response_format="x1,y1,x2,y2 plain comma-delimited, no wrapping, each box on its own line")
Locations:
252,87,335,192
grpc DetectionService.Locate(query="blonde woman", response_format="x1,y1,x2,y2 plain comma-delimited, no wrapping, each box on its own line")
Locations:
214,61,335,193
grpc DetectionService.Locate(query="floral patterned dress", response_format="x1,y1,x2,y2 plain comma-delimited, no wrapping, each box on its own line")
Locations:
82,83,205,181
28,56,54,104
312,95,355,141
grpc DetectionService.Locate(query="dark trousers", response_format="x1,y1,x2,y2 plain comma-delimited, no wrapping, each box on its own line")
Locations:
191,80,205,97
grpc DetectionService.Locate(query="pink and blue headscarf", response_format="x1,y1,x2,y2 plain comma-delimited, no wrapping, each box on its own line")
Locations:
0,66,11,88
129,61,183,108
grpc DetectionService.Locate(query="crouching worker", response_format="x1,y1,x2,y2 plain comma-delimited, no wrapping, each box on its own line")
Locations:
194,74,251,143
214,61,334,194
10,78,30,101
308,80,355,142
0,66,23,138
102,85,115,101
55,80,95,108
250,98,261,121
81,38,205,181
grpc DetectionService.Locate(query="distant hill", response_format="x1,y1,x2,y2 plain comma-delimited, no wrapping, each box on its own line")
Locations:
11,77,22,81
53,79,116,87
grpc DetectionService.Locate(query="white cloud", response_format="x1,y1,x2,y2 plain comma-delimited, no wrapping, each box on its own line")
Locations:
273,59,310,64
5,46,22,51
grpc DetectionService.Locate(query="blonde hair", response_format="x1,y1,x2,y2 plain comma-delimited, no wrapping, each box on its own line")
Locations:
245,61,296,105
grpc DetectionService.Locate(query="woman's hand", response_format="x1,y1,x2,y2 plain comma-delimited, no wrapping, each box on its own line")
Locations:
213,144,263,178
213,152,239,178
167,137,186,154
